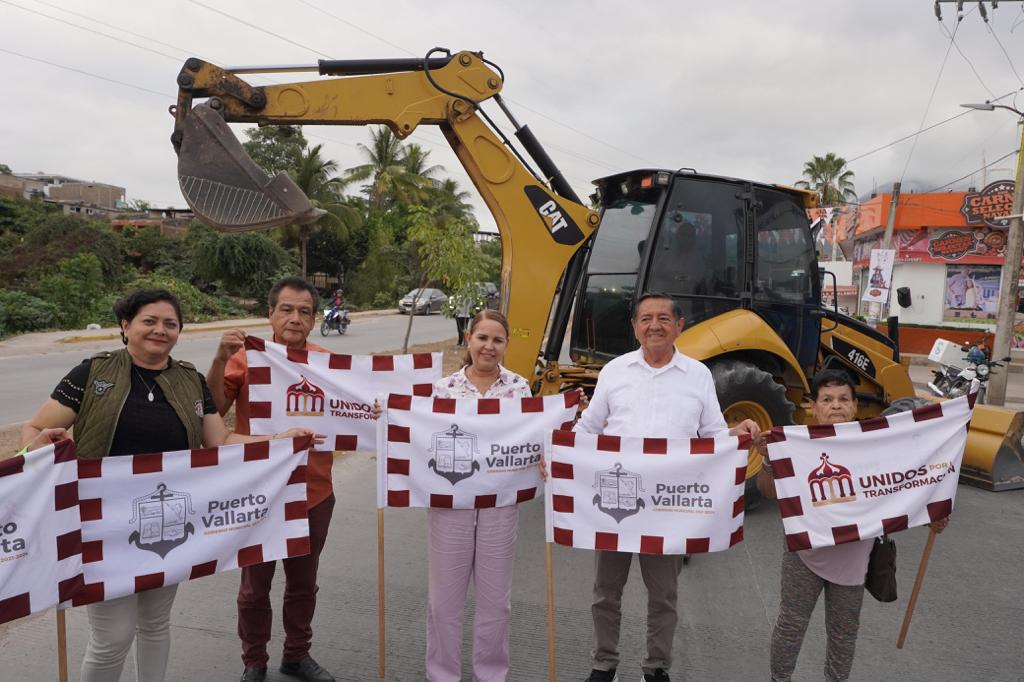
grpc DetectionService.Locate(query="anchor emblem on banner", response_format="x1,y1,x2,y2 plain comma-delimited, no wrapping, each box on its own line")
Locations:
428,423,480,485
128,483,195,558
593,463,645,523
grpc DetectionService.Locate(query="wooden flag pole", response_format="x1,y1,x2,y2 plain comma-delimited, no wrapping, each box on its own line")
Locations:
897,528,937,649
377,508,386,678
56,609,68,682
545,542,557,682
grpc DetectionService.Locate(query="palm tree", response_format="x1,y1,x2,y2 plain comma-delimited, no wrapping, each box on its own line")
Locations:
278,144,362,278
345,127,427,209
431,178,475,225
401,143,444,180
795,153,857,205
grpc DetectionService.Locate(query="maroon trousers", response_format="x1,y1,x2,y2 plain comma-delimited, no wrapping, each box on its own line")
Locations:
237,495,335,666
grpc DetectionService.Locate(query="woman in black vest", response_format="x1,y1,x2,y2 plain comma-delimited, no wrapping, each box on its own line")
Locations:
20,289,318,682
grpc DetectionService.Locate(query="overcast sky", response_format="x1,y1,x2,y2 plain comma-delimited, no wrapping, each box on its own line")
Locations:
2,0,1023,230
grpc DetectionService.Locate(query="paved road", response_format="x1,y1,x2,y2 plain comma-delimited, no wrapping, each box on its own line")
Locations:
0,314,456,425
2,452,1021,681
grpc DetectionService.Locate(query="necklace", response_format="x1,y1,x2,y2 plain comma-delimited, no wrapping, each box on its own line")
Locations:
133,366,158,402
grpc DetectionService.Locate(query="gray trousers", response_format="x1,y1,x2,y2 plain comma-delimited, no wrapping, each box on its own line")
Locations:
81,584,179,682
591,550,683,675
770,551,864,682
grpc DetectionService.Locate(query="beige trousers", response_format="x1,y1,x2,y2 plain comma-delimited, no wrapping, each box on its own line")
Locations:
80,584,178,682
591,550,683,675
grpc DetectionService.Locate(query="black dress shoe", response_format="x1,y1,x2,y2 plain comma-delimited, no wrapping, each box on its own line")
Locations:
280,655,335,682
239,666,267,682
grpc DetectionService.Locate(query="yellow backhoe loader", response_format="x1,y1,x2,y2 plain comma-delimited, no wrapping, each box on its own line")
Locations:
169,49,1024,492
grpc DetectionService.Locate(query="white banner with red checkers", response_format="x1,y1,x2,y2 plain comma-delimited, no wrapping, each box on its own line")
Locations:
377,392,581,509
73,437,310,605
0,440,82,625
764,395,971,552
544,431,749,555
245,336,442,452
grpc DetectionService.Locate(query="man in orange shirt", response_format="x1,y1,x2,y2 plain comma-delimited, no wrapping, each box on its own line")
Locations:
207,277,336,682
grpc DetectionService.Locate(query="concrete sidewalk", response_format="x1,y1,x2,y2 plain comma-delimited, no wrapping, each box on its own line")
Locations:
2,452,1020,681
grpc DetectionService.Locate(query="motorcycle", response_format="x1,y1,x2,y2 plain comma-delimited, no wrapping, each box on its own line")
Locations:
927,341,1008,403
320,306,350,336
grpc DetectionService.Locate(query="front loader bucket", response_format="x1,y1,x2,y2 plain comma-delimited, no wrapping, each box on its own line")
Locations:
176,103,325,231
962,404,1024,491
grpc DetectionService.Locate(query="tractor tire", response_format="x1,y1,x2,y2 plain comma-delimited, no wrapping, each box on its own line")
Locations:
882,396,930,416
709,359,795,510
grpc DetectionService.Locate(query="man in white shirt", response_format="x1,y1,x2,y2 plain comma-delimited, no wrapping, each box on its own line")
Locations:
577,293,761,682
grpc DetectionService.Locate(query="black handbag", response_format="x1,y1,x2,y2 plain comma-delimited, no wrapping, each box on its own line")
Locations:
865,535,898,602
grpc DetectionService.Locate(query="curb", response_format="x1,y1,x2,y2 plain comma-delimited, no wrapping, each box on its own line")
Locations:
57,309,400,344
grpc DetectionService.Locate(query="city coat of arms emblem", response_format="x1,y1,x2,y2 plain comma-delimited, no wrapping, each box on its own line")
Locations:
428,424,480,485
128,483,195,558
593,463,645,523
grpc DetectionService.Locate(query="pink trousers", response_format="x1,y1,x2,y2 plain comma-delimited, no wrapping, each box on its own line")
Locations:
425,506,519,682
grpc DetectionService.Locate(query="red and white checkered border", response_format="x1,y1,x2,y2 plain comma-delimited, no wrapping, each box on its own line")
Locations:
765,395,970,551
0,439,82,625
546,430,747,555
245,336,441,452
382,392,581,509
74,437,311,605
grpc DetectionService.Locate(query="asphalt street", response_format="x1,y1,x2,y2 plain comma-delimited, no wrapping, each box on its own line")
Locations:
0,314,457,425
1,452,1021,681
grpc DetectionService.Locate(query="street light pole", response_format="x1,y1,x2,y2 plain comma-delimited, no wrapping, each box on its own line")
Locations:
961,102,1024,406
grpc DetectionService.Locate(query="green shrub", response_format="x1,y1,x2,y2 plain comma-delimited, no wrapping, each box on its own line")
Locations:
124,273,245,322
0,289,58,336
193,231,293,299
36,253,106,328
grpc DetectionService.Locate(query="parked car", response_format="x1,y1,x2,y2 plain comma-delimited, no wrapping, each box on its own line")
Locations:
399,287,447,315
477,282,499,309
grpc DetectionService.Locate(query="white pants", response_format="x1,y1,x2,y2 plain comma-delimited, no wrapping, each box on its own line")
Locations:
81,584,178,682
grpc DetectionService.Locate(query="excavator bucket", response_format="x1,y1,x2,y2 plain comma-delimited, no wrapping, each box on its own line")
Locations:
175,102,325,231
962,404,1024,491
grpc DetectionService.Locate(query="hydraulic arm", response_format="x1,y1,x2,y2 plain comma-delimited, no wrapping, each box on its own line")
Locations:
170,49,599,378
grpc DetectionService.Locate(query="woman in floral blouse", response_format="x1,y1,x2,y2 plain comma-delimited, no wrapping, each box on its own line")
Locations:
428,309,531,681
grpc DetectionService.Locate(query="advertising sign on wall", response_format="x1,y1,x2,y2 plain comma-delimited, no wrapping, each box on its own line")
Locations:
943,264,1001,323
960,180,1016,229
854,228,1010,267
861,249,895,304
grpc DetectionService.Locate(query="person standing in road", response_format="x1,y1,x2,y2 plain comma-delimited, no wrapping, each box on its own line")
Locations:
206,277,337,682
423,309,533,682
761,370,950,682
372,309,532,681
575,293,761,682
20,289,317,682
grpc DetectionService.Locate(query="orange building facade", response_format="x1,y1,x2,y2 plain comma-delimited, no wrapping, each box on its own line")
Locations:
817,182,1019,340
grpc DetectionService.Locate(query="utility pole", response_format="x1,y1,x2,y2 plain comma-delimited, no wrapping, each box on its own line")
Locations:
869,182,901,323
986,120,1024,406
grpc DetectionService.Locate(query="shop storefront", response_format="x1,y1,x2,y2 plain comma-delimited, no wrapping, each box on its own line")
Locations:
848,182,1019,330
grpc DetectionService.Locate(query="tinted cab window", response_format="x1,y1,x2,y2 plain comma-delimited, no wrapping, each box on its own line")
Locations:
644,177,745,326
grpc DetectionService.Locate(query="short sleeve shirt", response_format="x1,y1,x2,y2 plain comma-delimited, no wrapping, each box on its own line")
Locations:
223,341,334,507
433,365,532,399
51,358,217,457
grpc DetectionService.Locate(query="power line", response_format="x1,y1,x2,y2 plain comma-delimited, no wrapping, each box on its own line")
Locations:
899,15,961,183
985,22,1024,87
844,87,1022,165
0,46,171,97
290,0,415,56
185,0,332,60
283,0,659,167
938,16,996,97
25,0,196,61
0,0,181,62
925,149,1018,192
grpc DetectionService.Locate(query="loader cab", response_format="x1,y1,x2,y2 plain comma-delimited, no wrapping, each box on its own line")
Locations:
571,170,821,369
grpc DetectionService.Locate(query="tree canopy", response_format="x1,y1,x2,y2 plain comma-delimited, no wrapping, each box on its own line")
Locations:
795,152,857,205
